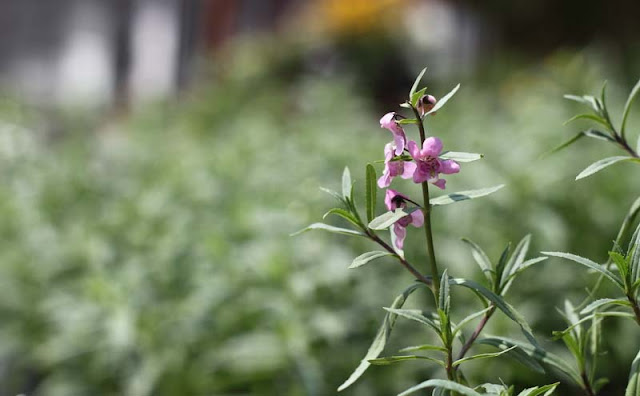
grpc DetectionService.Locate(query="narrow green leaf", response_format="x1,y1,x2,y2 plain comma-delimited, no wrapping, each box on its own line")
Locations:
621,77,640,139
563,113,610,129
409,67,427,100
430,185,505,206
495,243,512,291
576,156,635,180
342,166,352,199
452,346,517,367
291,223,364,237
562,300,581,340
440,269,450,315
383,308,441,334
399,102,412,109
542,252,624,289
410,87,428,107
350,251,393,269
397,118,419,125
365,164,377,223
449,278,537,345
580,298,631,314
479,337,579,382
369,208,416,230
320,186,346,203
338,283,423,391
452,306,494,336
323,208,361,228
462,238,494,286
425,84,461,116
369,355,445,367
399,344,447,354
517,383,560,396
609,251,630,282
564,94,599,111
504,257,549,284
500,235,531,293
630,220,640,283
542,132,586,158
584,129,615,142
398,379,482,396
440,151,484,162
553,311,635,339
625,347,640,396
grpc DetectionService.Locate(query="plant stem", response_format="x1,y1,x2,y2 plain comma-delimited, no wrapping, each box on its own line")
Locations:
626,293,640,326
366,230,432,287
411,105,441,303
615,135,640,158
580,371,596,396
454,305,496,368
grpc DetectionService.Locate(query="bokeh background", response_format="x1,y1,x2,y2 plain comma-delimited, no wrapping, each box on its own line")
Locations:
1,0,640,395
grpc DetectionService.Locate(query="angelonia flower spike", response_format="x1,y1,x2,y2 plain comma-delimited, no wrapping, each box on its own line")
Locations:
294,67,559,396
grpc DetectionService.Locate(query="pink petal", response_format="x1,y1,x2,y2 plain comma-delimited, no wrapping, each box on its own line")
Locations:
439,159,460,174
380,112,396,129
378,170,391,188
383,143,394,162
407,140,421,159
410,209,424,227
432,179,446,189
422,137,443,157
401,161,417,179
393,133,405,155
413,168,428,183
384,189,398,210
393,224,406,250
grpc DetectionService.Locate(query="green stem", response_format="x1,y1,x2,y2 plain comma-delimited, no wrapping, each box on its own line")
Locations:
626,293,640,326
411,105,441,304
366,230,433,287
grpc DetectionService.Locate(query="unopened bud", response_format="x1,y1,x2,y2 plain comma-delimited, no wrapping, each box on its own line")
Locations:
417,94,437,116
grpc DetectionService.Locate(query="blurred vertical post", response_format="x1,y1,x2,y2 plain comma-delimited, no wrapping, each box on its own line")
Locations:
112,0,133,113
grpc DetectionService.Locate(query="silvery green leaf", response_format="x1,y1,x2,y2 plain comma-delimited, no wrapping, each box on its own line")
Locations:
462,238,495,286
368,208,417,230
580,298,631,315
383,308,441,334
430,185,505,206
424,84,461,116
517,383,559,396
563,113,610,129
440,151,484,162
369,355,445,367
575,156,636,180
542,252,624,289
409,67,427,100
479,337,577,382
621,77,640,139
625,347,640,396
452,346,517,367
291,223,364,237
349,251,392,269
399,344,447,353
342,166,352,199
338,283,423,391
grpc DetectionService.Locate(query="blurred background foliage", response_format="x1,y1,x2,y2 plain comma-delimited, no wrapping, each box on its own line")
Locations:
1,1,640,395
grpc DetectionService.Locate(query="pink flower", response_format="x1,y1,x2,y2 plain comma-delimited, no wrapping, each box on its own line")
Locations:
380,112,407,156
417,94,437,116
408,138,460,189
384,189,424,250
377,143,417,188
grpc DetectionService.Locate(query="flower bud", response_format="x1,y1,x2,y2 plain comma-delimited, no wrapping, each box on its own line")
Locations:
417,94,437,116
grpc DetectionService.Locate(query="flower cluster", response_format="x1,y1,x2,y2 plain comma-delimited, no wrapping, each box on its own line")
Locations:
377,95,460,249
